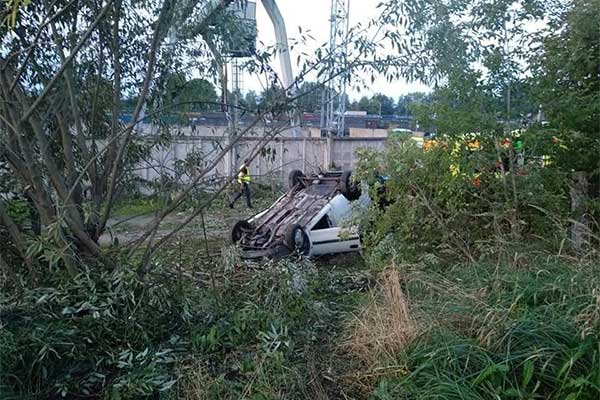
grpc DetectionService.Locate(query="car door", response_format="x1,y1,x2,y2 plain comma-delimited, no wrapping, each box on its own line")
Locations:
308,194,360,256
309,227,360,256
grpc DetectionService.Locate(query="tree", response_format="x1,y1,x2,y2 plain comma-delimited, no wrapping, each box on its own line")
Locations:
396,92,431,116
411,72,500,135
173,78,219,112
533,0,599,142
380,0,559,133
357,96,376,114
295,82,322,113
243,90,259,112
0,0,235,272
258,85,287,110
372,93,396,115
352,93,395,115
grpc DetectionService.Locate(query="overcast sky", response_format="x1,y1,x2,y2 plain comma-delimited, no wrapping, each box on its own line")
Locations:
242,0,431,100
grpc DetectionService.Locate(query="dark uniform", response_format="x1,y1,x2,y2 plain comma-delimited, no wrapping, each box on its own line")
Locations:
229,164,252,208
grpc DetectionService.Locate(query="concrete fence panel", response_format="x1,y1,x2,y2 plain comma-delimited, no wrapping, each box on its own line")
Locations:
134,135,387,190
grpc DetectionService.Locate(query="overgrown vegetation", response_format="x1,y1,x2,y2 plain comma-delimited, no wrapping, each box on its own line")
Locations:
1,247,375,399
344,1,600,397
1,0,598,399
355,133,597,265
353,260,600,400
345,136,599,398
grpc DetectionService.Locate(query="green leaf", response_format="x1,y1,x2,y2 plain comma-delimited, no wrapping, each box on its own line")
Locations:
159,379,177,391
471,364,500,386
502,388,522,397
522,359,534,388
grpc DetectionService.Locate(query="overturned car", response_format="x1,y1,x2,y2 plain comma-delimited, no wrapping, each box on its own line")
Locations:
230,170,369,259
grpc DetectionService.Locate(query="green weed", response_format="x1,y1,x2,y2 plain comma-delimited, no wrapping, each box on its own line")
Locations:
360,259,600,399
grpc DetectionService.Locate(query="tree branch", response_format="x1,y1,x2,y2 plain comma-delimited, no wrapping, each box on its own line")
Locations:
101,0,122,205
18,0,114,124
52,22,90,197
99,0,174,236
7,0,75,92
55,113,80,200
137,124,287,274
0,199,28,262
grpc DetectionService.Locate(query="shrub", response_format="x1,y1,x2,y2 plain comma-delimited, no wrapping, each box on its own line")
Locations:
178,257,333,399
0,264,195,399
355,134,580,265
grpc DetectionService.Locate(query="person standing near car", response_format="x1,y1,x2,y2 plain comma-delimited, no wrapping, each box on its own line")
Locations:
229,159,252,209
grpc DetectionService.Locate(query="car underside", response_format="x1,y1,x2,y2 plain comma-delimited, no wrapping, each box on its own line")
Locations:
230,170,365,259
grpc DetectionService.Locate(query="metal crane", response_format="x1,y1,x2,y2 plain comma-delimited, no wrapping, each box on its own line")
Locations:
260,0,294,95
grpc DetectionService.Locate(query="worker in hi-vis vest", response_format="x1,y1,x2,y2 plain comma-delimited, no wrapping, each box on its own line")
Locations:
229,159,252,209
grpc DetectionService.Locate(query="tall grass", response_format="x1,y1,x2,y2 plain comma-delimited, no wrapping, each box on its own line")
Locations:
354,259,600,399
346,269,417,368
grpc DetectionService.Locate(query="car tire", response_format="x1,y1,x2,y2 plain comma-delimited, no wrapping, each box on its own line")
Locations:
340,171,361,200
284,224,309,255
230,220,253,243
288,169,304,189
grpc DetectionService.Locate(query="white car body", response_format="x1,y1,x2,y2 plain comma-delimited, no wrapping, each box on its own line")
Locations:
233,171,370,258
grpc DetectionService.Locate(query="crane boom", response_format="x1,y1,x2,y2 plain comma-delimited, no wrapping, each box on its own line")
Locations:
260,0,294,93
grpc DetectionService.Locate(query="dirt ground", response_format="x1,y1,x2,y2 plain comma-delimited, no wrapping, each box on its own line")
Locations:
100,206,257,246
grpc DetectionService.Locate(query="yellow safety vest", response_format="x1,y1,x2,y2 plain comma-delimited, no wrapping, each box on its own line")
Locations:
450,163,460,177
542,155,552,167
237,166,250,184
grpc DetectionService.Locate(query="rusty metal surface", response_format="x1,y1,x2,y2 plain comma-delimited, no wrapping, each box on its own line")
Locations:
242,179,340,250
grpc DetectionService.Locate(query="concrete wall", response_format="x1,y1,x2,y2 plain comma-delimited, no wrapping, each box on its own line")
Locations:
138,123,391,140
135,135,387,189
330,137,387,170
348,127,388,138
308,127,389,138
137,122,280,137
308,127,321,138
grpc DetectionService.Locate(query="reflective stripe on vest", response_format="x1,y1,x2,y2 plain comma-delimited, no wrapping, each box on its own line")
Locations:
237,167,250,184
542,155,552,167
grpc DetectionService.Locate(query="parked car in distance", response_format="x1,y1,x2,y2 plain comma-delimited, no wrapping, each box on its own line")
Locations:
230,170,370,259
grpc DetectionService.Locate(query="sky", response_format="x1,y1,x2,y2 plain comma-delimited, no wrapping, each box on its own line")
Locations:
241,0,431,100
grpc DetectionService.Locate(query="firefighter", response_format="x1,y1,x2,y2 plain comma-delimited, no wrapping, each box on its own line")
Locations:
229,159,252,209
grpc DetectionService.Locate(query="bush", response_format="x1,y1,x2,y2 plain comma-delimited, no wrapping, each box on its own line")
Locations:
1,249,369,399
354,134,580,265
176,257,339,399
0,264,194,399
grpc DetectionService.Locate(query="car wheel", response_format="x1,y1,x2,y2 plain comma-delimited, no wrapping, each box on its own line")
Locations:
288,169,304,189
340,170,361,200
230,220,253,243
284,224,309,255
